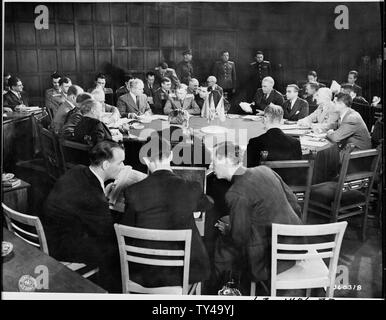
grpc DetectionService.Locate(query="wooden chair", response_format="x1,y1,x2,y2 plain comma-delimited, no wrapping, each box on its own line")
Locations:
2,203,99,279
59,139,91,168
261,160,314,223
114,224,201,295
265,221,347,298
308,148,381,241
171,166,207,237
37,122,66,181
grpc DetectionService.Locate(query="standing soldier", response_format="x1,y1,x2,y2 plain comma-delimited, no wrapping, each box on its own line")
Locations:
212,51,237,102
176,49,194,85
248,51,271,100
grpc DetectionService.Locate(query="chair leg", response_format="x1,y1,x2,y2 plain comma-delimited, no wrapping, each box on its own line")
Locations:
250,282,256,296
362,205,369,241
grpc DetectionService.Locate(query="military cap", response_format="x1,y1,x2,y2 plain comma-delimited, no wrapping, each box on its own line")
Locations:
182,49,192,55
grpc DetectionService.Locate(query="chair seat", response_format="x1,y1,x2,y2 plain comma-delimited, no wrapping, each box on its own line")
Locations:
60,261,99,278
127,280,183,294
310,181,366,206
276,255,329,290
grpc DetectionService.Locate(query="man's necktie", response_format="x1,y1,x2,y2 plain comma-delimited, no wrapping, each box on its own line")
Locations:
136,96,140,109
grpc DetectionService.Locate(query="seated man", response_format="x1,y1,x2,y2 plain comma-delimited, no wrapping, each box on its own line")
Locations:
153,77,172,115
74,98,114,146
120,137,212,288
3,76,29,111
159,109,212,167
303,82,319,113
340,83,368,106
212,141,302,289
3,72,11,93
143,71,160,108
115,73,132,99
51,85,84,133
326,92,371,151
87,73,113,95
117,78,152,117
43,141,140,292
45,72,65,117
164,84,200,115
154,62,180,89
90,87,120,124
282,84,309,121
346,70,362,97
297,87,339,132
245,105,302,167
187,78,205,109
239,76,284,114
61,93,92,139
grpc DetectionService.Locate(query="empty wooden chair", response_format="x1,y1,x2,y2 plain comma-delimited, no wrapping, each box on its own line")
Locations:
171,166,207,236
253,221,347,297
308,148,380,240
261,160,314,223
2,203,99,279
114,224,201,295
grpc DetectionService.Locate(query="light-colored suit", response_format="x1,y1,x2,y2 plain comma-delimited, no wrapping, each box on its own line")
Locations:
117,93,151,117
163,94,200,115
300,101,339,131
326,108,371,150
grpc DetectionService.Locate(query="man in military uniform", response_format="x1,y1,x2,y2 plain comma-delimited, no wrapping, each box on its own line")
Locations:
176,49,194,85
250,51,271,88
164,84,200,115
212,51,237,102
154,62,180,90
45,72,65,117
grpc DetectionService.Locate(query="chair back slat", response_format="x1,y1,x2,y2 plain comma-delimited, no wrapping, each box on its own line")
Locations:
271,221,347,298
114,224,192,294
2,203,49,254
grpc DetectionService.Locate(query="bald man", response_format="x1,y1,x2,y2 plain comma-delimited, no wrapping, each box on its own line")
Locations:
187,78,205,109
206,76,224,108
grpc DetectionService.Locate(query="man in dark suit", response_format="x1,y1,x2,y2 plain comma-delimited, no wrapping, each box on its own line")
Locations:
3,76,29,111
303,82,319,114
212,51,237,102
245,104,302,167
176,49,194,85
240,76,284,114
115,73,132,99
282,84,309,121
45,72,65,117
326,92,371,151
187,78,205,109
121,137,212,288
153,77,172,115
347,70,362,97
74,98,114,146
143,71,160,108
42,141,126,292
212,141,302,288
116,78,151,117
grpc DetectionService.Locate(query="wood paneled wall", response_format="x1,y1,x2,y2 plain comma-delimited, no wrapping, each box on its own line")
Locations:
4,2,382,105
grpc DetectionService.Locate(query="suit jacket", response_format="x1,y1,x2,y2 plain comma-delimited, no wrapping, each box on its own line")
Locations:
42,165,117,266
164,94,200,115
3,91,29,110
326,108,371,150
60,107,83,139
253,88,284,112
45,88,65,116
282,97,309,121
305,95,318,114
121,170,212,287
117,93,151,117
212,60,237,90
221,166,302,282
115,86,130,99
352,83,363,97
154,67,180,89
74,116,113,146
152,88,171,115
208,85,224,107
245,128,302,167
187,88,205,109
143,81,160,100
51,100,76,133
302,101,340,131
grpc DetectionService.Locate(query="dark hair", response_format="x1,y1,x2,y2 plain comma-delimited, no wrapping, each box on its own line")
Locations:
160,62,169,69
76,92,93,104
335,92,353,108
67,85,83,97
95,73,106,81
59,77,71,86
306,81,320,91
146,71,156,78
308,70,317,78
8,76,21,88
214,141,242,165
89,141,124,166
287,84,300,92
123,73,133,83
255,51,264,56
144,136,171,162
161,77,171,84
51,72,61,80
348,70,358,79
